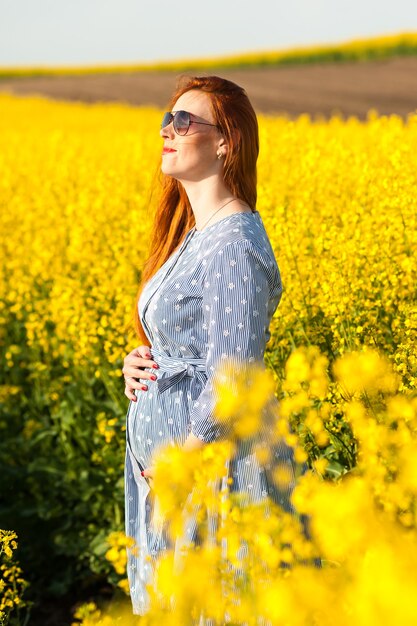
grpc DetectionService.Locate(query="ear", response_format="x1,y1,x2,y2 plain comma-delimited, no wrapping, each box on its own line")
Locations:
217,127,240,155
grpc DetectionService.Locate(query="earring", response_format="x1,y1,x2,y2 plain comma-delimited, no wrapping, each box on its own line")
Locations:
217,152,223,159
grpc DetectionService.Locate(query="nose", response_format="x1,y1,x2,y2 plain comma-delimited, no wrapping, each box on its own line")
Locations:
160,122,174,139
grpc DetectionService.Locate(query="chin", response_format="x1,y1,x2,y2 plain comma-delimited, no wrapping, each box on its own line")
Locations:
161,164,182,180
161,168,177,180
161,161,174,174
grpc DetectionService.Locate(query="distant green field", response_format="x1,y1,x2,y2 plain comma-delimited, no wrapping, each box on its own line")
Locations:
1,31,416,79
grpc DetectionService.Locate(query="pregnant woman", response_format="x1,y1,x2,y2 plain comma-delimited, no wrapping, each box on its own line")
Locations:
122,75,319,616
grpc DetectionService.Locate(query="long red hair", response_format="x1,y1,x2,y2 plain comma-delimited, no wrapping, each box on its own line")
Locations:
131,75,259,343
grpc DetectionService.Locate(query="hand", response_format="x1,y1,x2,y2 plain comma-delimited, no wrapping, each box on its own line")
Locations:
141,467,155,488
122,345,159,402
182,432,205,451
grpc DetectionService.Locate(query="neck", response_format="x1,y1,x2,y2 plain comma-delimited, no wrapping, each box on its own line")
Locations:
180,175,238,230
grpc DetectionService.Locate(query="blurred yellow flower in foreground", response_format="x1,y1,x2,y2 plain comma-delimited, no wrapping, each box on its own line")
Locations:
333,347,400,397
214,359,276,440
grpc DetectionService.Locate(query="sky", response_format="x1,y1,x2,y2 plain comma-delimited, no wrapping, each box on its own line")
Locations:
1,0,417,66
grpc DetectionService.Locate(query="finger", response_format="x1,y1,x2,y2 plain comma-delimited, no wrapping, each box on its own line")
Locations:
124,348,157,369
124,375,147,388
124,366,157,381
122,361,158,382
128,345,157,366
124,383,146,399
124,387,137,402
126,357,159,370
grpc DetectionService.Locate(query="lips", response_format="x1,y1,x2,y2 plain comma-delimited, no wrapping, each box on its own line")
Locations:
162,147,177,154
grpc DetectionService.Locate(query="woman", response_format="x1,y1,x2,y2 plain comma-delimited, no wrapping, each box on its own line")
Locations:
122,75,318,616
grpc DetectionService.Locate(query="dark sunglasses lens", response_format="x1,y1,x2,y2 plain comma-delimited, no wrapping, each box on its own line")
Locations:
161,112,173,129
174,111,190,135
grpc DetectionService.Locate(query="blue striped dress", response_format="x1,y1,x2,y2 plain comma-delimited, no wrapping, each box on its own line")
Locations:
124,210,318,616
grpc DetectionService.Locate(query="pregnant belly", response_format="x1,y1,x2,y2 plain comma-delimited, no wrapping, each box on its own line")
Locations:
126,372,201,469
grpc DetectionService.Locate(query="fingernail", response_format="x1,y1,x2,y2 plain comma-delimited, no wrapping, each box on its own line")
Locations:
151,375,157,381
152,364,159,369
142,385,148,391
141,471,144,476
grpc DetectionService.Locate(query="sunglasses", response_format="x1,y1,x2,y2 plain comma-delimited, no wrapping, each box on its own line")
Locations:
161,110,219,136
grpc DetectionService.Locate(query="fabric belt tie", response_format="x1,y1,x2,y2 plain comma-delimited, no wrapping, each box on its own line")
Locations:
149,345,207,394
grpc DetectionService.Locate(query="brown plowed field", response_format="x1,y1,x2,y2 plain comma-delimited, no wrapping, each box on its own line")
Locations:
1,56,417,120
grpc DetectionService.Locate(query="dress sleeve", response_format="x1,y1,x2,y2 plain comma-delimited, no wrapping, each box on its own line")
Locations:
189,239,282,443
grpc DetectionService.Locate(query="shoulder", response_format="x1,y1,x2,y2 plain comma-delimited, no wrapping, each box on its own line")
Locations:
204,213,278,270
203,219,282,295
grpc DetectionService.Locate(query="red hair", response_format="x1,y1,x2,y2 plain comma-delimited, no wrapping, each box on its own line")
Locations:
131,75,259,343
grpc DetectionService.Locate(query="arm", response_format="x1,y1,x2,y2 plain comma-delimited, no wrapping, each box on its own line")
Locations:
187,238,282,444
182,432,205,451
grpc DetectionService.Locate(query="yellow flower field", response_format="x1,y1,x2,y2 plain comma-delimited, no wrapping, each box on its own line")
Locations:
1,31,416,76
1,92,417,625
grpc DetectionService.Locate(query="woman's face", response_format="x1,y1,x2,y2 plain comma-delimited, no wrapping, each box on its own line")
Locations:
160,89,224,183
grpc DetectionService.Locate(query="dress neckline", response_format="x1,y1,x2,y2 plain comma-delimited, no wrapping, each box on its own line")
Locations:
191,210,260,236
